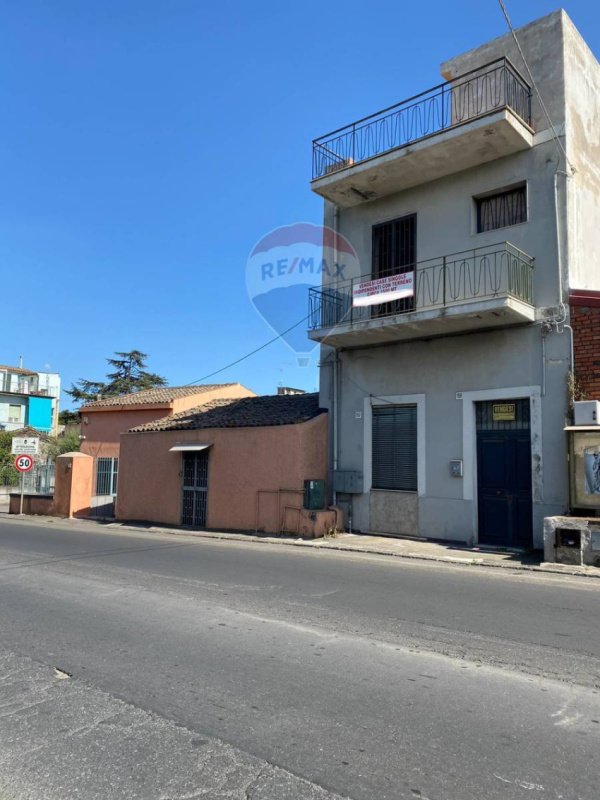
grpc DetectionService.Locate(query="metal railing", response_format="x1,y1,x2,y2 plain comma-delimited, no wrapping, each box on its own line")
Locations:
312,58,532,180
0,461,55,494
308,243,534,331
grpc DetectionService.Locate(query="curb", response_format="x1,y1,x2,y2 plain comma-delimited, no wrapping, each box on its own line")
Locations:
2,513,600,581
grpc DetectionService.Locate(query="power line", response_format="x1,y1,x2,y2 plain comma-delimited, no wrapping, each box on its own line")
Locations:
185,313,312,385
497,0,576,174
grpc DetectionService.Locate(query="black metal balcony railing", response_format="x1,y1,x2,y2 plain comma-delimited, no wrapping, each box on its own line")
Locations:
308,243,534,332
312,58,532,180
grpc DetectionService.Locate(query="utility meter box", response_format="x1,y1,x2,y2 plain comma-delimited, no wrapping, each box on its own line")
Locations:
574,400,600,426
333,470,363,494
303,479,325,510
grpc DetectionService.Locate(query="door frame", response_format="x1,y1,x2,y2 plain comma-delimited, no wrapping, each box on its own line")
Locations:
460,386,542,544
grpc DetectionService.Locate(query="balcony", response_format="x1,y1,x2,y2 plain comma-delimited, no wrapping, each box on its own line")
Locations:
308,243,535,347
312,58,534,207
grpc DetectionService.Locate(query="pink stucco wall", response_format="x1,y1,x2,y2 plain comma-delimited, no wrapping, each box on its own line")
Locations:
80,384,256,462
115,414,329,533
9,452,94,518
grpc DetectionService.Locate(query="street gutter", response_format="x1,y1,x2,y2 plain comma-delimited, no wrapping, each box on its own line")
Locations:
1,512,599,581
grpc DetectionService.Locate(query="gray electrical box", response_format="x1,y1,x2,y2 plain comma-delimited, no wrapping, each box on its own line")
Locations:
449,459,463,478
333,470,364,494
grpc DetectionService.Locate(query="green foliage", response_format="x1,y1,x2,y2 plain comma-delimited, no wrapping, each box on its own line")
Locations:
46,432,81,459
0,431,14,465
59,409,80,426
0,432,22,485
65,350,167,404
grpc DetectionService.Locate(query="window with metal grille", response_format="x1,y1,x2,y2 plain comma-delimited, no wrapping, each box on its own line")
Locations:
476,185,527,233
372,405,418,491
96,457,118,496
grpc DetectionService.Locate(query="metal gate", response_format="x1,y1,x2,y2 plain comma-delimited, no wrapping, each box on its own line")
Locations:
181,451,208,527
90,457,118,518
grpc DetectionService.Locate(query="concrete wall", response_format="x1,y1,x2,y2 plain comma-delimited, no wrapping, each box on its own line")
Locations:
323,134,564,310
81,408,176,461
8,494,53,515
562,13,600,292
440,10,567,137
440,9,600,294
9,452,93,519
52,452,94,518
115,414,329,533
326,326,568,547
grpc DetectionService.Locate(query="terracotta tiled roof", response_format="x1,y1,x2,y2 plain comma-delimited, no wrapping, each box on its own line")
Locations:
81,384,240,411
128,393,324,432
8,426,50,440
0,364,37,376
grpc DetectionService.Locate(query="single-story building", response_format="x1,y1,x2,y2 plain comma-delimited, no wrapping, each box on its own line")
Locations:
79,383,255,516
116,392,337,535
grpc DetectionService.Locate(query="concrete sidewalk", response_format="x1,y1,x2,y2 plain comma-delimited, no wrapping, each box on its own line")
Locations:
2,510,600,579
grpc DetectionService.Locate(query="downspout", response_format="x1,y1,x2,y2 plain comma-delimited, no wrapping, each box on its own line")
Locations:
554,169,567,318
554,168,575,377
332,204,340,508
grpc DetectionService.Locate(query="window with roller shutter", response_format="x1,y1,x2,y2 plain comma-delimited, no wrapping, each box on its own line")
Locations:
372,405,417,491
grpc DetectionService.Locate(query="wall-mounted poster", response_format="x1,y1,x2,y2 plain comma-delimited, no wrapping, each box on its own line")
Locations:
569,430,600,509
584,447,600,495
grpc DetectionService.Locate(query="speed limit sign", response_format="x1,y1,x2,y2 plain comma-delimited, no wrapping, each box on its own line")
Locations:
14,454,34,472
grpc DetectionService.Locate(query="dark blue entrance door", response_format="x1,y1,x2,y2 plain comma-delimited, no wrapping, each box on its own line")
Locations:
476,400,532,548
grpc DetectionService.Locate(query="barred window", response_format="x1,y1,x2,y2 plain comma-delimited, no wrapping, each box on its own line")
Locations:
96,457,118,496
372,405,417,491
476,185,527,233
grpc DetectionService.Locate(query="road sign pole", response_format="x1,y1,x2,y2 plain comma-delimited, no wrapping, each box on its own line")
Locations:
14,454,34,514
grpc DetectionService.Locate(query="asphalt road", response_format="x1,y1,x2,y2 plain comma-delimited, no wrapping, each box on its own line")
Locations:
0,517,599,800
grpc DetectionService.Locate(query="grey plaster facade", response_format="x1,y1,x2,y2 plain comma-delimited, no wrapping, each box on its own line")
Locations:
310,11,600,549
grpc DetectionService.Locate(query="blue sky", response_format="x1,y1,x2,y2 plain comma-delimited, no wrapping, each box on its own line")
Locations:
2,1,598,408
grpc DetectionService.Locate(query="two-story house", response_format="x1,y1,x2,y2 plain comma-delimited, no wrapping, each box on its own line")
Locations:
0,364,60,435
308,10,600,549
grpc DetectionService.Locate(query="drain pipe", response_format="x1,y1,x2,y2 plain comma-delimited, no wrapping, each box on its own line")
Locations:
554,169,568,318
553,168,575,377
331,204,340,507
541,323,548,397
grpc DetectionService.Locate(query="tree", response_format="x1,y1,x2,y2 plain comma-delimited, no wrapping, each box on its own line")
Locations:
65,350,167,404
59,409,80,426
46,432,81,459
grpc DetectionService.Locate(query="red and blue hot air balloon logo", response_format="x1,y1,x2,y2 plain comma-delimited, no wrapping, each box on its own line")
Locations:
246,222,360,365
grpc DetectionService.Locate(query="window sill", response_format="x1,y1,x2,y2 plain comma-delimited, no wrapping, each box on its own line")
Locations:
370,488,418,494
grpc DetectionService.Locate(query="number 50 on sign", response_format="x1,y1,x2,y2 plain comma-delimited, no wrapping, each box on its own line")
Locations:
14,455,34,472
